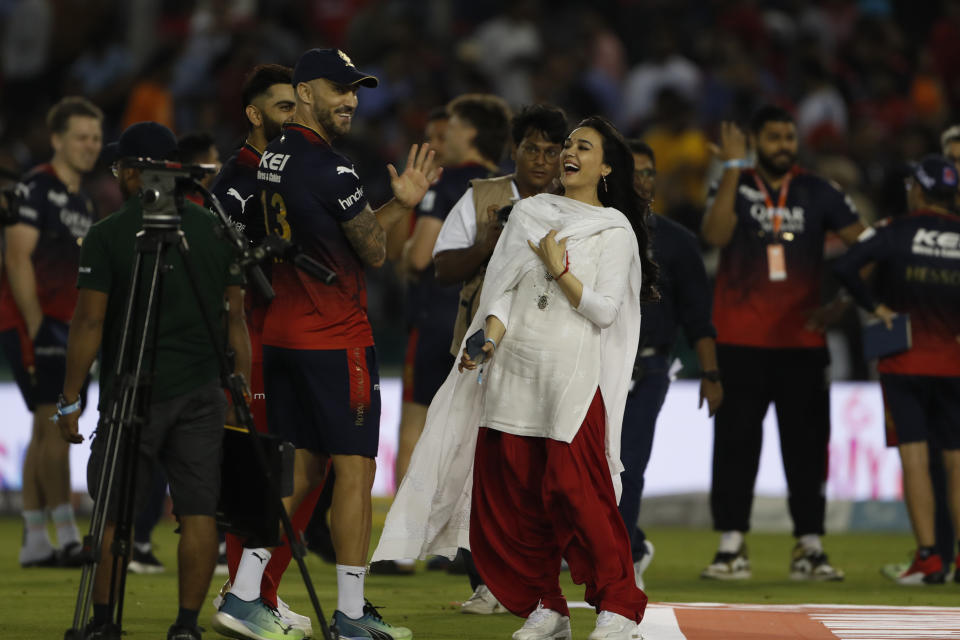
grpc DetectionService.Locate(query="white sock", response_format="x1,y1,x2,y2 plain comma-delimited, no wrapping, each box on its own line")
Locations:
232,548,271,601
798,534,822,553
22,509,53,556
718,531,744,553
336,564,366,619
134,541,152,554
395,558,415,569
51,503,80,547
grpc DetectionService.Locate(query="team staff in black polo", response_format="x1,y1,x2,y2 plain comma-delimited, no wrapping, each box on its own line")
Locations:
618,140,721,591
700,105,866,581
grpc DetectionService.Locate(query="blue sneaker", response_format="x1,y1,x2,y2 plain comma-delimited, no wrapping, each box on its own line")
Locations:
332,602,412,640
211,593,305,640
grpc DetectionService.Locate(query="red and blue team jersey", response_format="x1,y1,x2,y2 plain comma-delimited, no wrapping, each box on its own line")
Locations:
709,167,860,349
407,163,492,331
0,164,96,330
212,142,267,247
211,142,269,352
833,210,960,377
258,123,373,349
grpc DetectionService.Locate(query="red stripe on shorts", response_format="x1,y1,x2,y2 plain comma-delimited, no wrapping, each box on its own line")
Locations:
402,328,418,403
348,347,371,427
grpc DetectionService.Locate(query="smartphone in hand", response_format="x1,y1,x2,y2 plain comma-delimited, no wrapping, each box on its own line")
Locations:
465,328,486,362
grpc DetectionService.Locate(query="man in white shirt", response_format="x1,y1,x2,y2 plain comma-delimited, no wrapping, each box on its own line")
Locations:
434,104,568,352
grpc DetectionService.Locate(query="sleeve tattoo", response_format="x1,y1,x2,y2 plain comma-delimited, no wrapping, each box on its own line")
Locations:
340,207,386,267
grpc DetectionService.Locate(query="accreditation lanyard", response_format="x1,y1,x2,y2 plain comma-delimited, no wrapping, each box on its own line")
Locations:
752,170,793,282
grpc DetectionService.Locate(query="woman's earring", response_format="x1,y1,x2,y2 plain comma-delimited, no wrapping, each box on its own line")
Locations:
601,173,608,192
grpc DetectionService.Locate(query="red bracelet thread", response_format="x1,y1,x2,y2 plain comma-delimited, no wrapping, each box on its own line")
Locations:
556,251,570,279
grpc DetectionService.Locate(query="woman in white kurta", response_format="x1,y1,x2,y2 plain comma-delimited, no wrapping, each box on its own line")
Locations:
373,117,658,640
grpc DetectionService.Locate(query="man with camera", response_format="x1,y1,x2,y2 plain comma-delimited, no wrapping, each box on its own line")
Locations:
58,121,249,640
214,48,438,640
0,96,102,569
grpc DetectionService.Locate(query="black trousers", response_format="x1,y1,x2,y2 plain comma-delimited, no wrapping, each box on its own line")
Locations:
711,345,830,537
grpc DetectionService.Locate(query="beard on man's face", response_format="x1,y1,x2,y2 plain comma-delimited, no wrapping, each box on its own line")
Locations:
315,104,352,139
757,149,796,176
263,117,285,143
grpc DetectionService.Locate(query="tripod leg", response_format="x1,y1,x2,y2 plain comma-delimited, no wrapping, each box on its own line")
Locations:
66,235,168,637
174,237,337,639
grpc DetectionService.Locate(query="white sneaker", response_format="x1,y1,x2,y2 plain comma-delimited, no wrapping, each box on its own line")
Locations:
512,604,571,640
461,584,508,614
633,540,654,590
278,597,313,638
588,611,642,640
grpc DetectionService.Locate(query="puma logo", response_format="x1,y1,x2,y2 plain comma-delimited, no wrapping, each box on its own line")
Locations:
252,552,267,564
227,187,254,214
336,165,359,180
346,571,362,579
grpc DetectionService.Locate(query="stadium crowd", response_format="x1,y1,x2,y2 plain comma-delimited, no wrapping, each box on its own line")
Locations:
3,1,960,640
1,0,959,371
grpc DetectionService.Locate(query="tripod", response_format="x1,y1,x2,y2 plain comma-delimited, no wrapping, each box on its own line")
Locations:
65,163,338,640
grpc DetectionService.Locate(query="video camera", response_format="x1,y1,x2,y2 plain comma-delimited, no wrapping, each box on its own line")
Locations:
129,158,335,295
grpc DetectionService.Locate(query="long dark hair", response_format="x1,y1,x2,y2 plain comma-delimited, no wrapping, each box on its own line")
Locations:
575,116,659,301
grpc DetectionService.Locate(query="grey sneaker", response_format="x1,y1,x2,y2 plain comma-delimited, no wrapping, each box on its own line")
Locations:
701,544,751,580
789,544,844,581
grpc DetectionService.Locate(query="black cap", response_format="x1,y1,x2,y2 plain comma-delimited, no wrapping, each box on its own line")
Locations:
911,154,960,197
292,48,378,89
105,121,179,162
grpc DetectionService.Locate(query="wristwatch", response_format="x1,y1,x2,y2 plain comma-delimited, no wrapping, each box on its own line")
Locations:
700,370,721,383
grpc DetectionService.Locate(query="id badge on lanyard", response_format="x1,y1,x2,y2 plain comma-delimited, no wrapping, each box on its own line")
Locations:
753,172,792,282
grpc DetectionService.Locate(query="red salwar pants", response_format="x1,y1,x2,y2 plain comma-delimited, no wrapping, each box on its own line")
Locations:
470,389,647,622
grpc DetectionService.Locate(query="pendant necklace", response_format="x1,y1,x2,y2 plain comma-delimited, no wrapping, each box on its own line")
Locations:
534,270,554,310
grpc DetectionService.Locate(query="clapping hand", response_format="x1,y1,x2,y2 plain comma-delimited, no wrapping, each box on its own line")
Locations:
388,143,443,209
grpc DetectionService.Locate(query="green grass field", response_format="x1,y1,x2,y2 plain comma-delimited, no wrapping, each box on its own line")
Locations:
2,500,957,640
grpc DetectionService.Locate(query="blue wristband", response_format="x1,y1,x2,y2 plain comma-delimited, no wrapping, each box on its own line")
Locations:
722,158,751,170
484,337,498,350
53,395,82,421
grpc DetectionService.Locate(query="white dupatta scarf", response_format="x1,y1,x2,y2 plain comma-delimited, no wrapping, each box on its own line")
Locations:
372,193,642,561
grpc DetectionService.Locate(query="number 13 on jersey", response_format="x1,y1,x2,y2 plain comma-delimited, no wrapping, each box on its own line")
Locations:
263,191,292,242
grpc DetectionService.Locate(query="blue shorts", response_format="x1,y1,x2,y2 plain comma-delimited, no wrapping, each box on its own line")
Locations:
263,345,381,457
402,326,455,406
880,374,960,449
0,318,85,410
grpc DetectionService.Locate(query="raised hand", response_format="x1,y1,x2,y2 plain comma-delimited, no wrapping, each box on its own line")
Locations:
388,143,443,209
707,121,748,162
